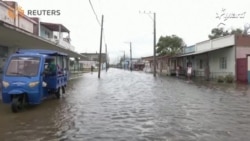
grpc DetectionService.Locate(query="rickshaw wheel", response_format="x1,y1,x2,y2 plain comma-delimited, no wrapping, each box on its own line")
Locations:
11,96,23,113
55,87,61,99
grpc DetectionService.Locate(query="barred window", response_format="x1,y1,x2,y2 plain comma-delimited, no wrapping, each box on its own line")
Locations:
219,57,227,69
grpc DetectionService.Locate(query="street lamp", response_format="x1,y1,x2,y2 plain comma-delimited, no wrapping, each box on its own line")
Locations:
140,11,156,77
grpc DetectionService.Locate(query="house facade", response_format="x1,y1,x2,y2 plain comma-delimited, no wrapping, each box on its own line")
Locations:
169,34,250,83
0,1,87,80
133,58,145,71
141,56,154,73
141,34,250,83
142,55,170,75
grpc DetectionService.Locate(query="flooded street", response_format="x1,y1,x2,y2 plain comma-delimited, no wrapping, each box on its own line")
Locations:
0,68,250,141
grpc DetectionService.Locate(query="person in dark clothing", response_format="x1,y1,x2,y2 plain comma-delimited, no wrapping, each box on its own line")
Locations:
91,65,94,73
45,59,56,75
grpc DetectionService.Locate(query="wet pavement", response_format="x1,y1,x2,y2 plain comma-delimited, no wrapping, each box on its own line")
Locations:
0,68,250,141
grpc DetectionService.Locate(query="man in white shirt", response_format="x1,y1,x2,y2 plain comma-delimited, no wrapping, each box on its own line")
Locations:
187,64,192,81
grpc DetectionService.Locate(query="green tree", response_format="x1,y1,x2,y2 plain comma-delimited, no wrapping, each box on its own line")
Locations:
156,35,186,56
230,28,243,35
208,27,243,39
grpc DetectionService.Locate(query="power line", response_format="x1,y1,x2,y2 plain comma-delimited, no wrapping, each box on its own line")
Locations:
89,0,101,26
88,0,107,44
89,0,108,61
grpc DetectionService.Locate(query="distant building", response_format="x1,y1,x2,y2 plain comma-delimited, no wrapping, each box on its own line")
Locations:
141,55,170,74
133,58,145,71
79,53,108,70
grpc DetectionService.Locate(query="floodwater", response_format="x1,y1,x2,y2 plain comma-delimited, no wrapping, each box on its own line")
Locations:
0,68,250,141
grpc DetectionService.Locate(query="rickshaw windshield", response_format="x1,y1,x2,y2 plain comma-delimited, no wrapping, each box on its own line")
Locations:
6,56,40,77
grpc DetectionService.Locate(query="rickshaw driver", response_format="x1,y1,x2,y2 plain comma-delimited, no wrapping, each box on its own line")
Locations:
44,59,56,75
42,59,56,87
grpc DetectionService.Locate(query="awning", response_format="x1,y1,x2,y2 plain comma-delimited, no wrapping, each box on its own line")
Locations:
0,21,88,60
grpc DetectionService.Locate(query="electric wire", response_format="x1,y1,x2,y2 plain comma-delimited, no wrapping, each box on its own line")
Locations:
88,0,108,60
89,0,101,26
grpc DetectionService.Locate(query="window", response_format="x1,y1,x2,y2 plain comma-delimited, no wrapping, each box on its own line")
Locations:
219,57,227,69
6,56,40,76
45,31,50,38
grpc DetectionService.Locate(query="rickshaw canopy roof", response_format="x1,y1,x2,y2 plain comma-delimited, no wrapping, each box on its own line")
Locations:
16,49,68,56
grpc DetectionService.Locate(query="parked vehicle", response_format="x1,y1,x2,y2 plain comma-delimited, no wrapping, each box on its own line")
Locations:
1,49,69,113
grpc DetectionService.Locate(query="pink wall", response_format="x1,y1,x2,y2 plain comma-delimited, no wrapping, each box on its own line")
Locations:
236,47,250,58
235,35,250,46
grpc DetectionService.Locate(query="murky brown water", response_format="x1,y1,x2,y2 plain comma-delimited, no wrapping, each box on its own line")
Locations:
0,68,250,141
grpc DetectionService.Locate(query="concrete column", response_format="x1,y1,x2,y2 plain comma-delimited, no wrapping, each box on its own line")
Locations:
59,25,62,39
38,18,41,36
68,32,71,43
14,2,18,26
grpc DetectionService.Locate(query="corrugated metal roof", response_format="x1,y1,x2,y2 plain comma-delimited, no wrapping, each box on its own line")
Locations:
172,45,233,58
40,22,70,33
17,49,68,56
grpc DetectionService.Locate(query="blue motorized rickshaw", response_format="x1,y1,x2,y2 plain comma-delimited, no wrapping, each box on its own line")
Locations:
1,49,69,113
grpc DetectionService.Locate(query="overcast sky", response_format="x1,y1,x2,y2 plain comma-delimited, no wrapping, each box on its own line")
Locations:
15,0,250,63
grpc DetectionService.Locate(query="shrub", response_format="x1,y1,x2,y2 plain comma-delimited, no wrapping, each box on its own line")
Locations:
217,75,224,83
225,74,234,83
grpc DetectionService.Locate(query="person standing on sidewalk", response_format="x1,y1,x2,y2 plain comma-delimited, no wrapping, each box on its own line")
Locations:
91,65,94,73
176,65,180,78
187,64,192,82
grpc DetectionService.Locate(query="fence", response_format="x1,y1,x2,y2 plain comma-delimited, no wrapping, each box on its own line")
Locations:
194,70,233,80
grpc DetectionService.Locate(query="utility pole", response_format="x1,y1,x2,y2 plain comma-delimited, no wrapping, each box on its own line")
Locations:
124,42,133,71
105,43,108,72
98,15,104,79
153,12,156,77
123,51,125,70
130,42,132,71
140,11,157,77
